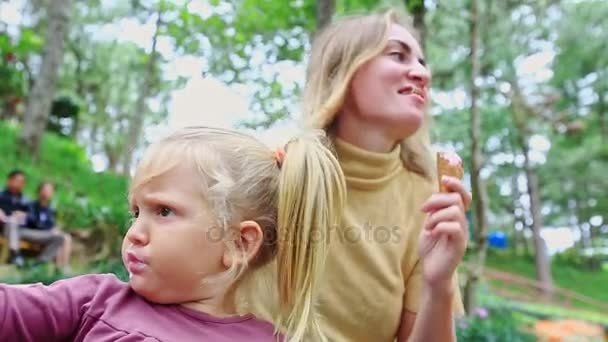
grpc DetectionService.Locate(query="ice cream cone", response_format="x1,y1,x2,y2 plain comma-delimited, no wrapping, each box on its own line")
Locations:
436,151,464,192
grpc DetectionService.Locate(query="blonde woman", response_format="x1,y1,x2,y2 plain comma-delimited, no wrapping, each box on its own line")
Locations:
247,8,471,342
0,127,346,342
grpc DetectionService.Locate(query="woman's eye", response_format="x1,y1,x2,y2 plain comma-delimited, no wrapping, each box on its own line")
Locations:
159,207,173,217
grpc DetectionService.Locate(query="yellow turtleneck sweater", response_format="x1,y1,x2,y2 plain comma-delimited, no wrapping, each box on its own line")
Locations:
245,138,464,342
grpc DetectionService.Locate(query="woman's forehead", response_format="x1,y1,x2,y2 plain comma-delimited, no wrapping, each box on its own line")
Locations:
386,24,423,55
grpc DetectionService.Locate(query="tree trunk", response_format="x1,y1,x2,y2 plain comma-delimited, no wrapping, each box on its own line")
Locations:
463,0,490,314
575,189,594,251
70,42,84,139
110,154,121,173
315,0,335,32
89,87,110,156
19,0,72,157
405,0,426,50
105,143,120,172
572,195,585,251
516,220,530,257
583,181,596,249
509,73,554,296
510,173,522,256
521,143,554,295
597,78,607,141
507,122,529,258
121,10,162,176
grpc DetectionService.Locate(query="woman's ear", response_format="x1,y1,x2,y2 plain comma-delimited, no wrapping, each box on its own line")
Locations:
222,220,264,269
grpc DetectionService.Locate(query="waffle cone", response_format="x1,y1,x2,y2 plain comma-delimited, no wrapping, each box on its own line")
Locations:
437,151,464,192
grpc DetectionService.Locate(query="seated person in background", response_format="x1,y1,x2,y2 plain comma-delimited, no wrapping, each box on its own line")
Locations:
23,182,71,269
0,170,30,266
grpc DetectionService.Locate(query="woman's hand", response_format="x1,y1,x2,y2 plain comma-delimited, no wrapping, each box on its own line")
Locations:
418,176,472,292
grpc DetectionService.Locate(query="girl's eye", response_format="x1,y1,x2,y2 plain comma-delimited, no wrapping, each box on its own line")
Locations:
131,207,139,218
389,51,405,62
159,207,173,217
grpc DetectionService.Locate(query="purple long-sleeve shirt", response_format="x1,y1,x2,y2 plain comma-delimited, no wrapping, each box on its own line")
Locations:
0,274,282,341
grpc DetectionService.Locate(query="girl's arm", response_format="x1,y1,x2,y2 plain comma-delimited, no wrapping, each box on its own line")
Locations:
0,275,100,341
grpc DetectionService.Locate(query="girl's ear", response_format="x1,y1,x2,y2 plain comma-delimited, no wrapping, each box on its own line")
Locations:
222,220,264,269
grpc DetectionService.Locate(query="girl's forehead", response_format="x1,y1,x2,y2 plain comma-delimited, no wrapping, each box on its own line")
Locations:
129,170,207,207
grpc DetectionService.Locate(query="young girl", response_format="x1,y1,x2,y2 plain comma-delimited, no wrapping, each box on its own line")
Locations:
0,126,346,342
246,8,472,342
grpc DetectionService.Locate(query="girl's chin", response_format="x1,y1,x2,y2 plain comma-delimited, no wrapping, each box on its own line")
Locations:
129,278,164,303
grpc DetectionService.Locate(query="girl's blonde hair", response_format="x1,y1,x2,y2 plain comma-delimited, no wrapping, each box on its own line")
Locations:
303,8,434,179
129,126,346,342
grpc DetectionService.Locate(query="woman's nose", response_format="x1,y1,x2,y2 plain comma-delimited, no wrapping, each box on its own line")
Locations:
407,63,431,87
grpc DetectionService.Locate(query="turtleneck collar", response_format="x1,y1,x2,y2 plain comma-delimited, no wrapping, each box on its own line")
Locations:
333,138,403,190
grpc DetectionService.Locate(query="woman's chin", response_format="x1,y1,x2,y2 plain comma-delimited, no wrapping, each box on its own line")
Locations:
390,114,424,139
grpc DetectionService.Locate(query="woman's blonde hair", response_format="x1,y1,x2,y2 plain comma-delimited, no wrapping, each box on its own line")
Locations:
303,8,434,179
129,126,346,342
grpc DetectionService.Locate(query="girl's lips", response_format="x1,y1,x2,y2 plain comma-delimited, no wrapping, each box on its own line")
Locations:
127,260,147,275
126,251,147,275
127,251,145,264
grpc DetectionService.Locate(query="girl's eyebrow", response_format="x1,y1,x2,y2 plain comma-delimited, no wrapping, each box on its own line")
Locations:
387,39,426,66
141,193,181,209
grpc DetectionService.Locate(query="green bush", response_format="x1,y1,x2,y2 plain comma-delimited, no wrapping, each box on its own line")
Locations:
553,247,605,271
456,307,536,342
0,122,130,238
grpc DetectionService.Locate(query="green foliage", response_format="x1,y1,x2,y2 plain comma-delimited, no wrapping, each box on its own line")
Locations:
552,2,608,91
194,0,413,125
0,122,130,236
0,31,40,100
456,307,536,342
0,27,44,120
0,56,25,100
48,96,80,136
429,1,608,278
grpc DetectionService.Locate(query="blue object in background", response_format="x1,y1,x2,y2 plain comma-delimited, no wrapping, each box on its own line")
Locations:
488,231,508,249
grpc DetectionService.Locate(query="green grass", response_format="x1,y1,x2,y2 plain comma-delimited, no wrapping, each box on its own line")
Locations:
480,250,608,315
479,292,608,327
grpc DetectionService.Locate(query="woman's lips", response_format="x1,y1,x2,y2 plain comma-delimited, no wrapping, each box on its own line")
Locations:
398,85,427,104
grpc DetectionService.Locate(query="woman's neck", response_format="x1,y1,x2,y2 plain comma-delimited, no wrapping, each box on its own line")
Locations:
333,112,398,153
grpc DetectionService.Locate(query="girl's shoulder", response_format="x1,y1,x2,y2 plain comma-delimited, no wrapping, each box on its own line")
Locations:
46,273,131,309
56,273,127,291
